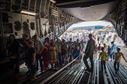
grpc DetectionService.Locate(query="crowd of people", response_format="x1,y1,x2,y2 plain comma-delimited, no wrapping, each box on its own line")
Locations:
3,34,84,80
0,32,127,81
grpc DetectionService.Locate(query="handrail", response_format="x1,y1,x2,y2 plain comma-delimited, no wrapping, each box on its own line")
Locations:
40,56,79,84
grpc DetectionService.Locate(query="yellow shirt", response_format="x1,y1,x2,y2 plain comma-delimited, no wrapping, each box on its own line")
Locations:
99,51,108,61
115,52,123,62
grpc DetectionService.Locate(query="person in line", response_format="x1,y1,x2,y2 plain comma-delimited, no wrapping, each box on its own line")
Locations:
61,39,67,65
50,39,57,69
83,34,96,72
25,40,36,80
75,45,81,62
76,39,81,50
41,38,50,71
99,47,108,73
68,38,73,62
55,39,61,67
7,34,20,80
110,41,117,60
32,35,43,72
73,45,77,59
21,34,32,75
114,48,127,74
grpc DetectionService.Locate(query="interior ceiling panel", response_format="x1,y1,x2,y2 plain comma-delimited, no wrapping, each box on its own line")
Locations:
55,0,115,7
61,1,116,21
55,0,116,21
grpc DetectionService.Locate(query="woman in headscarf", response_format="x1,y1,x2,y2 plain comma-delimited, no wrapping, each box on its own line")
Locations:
49,39,57,69
41,38,50,71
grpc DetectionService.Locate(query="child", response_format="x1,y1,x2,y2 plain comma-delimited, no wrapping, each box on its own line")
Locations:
114,48,127,74
99,47,108,73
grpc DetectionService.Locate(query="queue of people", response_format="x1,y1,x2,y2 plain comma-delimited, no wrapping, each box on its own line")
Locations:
1,32,127,82
2,33,83,80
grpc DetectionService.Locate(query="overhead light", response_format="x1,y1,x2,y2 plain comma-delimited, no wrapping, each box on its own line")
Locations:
21,10,36,16
50,0,56,3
